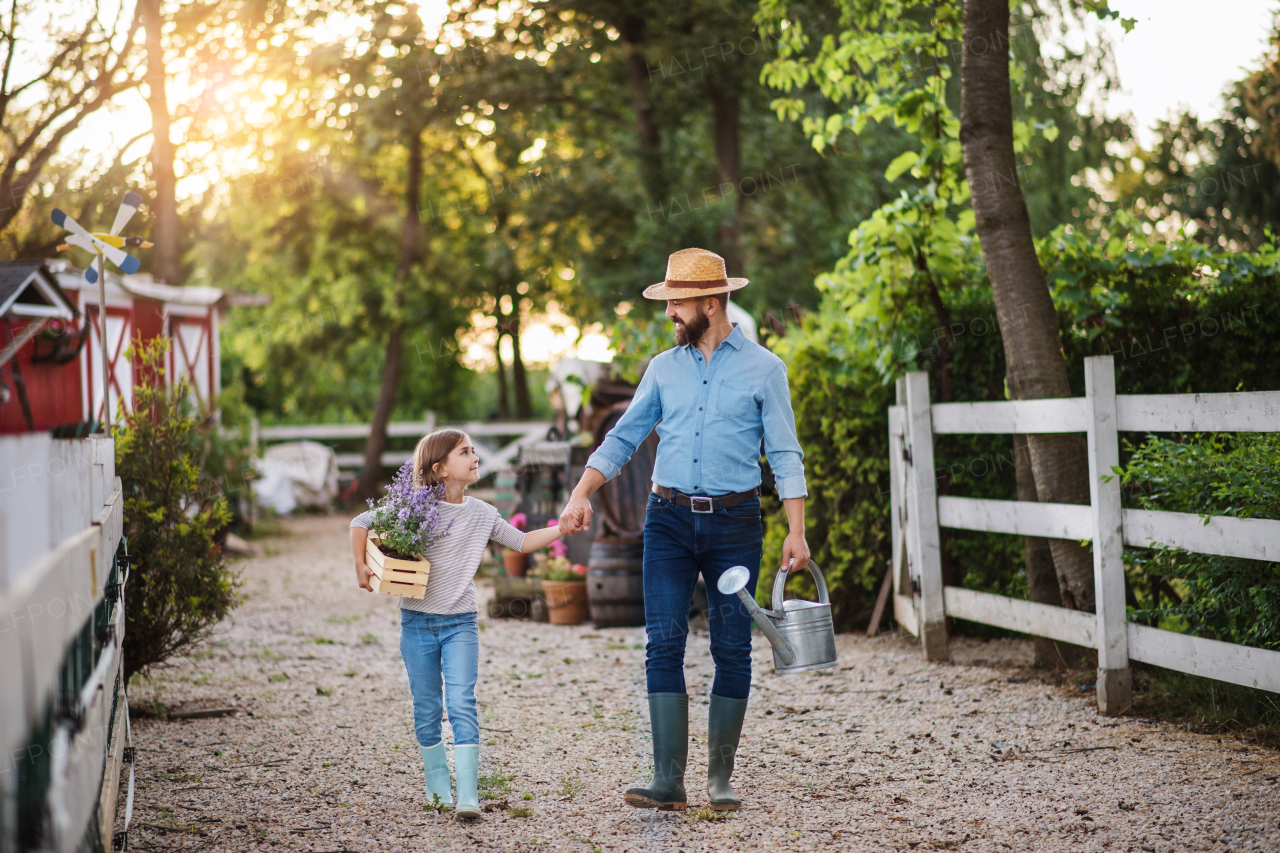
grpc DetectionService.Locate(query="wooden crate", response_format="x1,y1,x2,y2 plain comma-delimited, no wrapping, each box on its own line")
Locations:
366,537,430,599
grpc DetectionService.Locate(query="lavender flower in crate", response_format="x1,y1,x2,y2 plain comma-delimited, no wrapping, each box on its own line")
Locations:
366,463,453,560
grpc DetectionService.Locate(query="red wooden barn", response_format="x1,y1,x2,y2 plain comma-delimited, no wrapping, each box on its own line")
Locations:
0,259,235,434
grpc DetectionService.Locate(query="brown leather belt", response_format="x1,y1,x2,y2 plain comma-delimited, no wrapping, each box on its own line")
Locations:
651,484,760,513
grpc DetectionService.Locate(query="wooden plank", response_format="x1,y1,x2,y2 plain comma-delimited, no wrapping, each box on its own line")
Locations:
937,496,1093,540
1085,355,1131,714
893,594,919,637
904,372,947,660
1116,391,1280,433
888,404,907,598
1123,509,1280,563
373,566,430,585
335,451,413,469
866,568,893,637
943,586,1097,648
369,574,425,598
1128,623,1280,693
888,405,905,438
930,398,1087,434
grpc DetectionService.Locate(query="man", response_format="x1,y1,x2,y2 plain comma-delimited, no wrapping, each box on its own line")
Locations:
558,247,809,812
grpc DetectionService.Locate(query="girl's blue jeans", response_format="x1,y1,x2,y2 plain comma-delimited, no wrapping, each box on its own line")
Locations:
642,492,763,701
399,609,480,747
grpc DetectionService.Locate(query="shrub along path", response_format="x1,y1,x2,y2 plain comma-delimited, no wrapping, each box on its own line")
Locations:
121,515,1279,852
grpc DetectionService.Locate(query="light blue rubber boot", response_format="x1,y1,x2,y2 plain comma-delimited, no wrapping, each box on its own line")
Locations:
420,743,453,810
454,745,481,820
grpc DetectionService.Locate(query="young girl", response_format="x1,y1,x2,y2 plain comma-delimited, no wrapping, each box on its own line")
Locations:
350,428,571,819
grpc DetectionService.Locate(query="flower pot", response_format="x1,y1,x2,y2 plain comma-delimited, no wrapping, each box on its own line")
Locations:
503,549,528,577
365,536,430,599
541,580,589,625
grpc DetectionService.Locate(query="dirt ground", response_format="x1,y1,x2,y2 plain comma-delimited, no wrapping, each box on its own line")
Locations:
118,515,1280,852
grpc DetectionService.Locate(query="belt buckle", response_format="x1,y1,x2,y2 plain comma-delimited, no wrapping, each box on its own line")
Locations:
689,496,714,514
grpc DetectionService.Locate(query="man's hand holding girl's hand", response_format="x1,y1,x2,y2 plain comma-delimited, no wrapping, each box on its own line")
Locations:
558,499,591,534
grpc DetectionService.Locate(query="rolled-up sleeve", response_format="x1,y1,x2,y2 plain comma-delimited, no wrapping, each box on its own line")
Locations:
585,364,663,481
351,510,375,529
761,362,807,499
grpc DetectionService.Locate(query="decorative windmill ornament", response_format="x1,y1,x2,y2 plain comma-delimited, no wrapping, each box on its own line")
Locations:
51,191,152,433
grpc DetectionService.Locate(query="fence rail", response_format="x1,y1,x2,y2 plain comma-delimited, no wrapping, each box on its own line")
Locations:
889,355,1280,713
251,416,554,479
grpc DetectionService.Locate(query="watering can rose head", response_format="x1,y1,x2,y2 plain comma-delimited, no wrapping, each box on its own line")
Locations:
366,463,454,558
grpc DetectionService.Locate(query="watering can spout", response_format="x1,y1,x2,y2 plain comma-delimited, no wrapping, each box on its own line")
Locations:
717,566,797,667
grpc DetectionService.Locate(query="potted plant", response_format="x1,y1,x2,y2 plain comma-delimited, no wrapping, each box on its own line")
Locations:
531,534,589,624
364,463,453,599
503,512,529,576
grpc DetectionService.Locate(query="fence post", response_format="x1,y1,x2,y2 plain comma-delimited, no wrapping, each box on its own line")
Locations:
904,372,948,661
1084,355,1131,714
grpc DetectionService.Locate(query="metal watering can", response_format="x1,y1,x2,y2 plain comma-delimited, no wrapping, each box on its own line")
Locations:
717,560,838,674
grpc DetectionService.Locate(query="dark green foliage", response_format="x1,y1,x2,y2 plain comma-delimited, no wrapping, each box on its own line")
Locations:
1118,433,1280,651
118,338,243,683
759,316,892,629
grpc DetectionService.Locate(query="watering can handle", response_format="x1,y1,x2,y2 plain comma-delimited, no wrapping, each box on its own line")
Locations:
771,559,830,614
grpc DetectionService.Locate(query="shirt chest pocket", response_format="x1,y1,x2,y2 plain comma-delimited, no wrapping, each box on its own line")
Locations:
714,379,757,418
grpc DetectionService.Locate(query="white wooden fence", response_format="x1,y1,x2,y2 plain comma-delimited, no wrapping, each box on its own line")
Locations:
889,354,1280,714
0,434,130,851
251,416,552,479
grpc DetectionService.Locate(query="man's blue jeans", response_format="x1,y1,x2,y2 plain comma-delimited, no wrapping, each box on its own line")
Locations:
642,492,763,701
399,610,480,747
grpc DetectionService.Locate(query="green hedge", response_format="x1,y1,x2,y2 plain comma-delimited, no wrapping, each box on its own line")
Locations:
769,219,1280,631
1118,434,1280,650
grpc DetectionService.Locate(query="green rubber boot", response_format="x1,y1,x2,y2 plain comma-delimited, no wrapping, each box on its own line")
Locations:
454,745,481,820
420,742,453,810
624,693,688,811
707,694,748,810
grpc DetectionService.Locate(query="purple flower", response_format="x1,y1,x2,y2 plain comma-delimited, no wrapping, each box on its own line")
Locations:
366,463,453,557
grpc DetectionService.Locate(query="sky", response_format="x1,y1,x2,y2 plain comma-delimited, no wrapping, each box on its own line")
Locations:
1105,0,1277,145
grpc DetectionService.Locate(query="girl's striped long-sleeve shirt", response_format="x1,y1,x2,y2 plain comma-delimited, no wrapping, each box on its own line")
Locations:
352,497,525,615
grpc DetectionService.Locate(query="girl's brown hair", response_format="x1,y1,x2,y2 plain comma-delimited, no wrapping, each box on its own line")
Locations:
411,428,469,486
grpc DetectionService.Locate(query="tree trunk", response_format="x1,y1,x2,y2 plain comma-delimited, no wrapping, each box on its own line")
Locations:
960,0,1095,611
617,15,664,204
356,129,423,502
140,0,181,285
708,71,743,274
1016,434,1073,667
509,307,532,418
493,328,510,419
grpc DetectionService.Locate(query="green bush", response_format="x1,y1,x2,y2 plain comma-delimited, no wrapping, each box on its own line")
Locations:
759,313,893,629
118,337,243,682
1117,433,1280,650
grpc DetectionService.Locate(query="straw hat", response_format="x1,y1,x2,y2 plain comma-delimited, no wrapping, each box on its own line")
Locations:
641,248,749,300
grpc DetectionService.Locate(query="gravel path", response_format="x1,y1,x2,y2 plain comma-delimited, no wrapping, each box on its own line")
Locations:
120,515,1280,852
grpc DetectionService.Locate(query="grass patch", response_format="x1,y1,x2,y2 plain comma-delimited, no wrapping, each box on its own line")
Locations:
508,807,533,818
315,685,334,696
521,792,534,801
360,633,378,645
313,637,336,645
479,771,516,799
268,673,289,682
555,776,586,799
1133,663,1280,745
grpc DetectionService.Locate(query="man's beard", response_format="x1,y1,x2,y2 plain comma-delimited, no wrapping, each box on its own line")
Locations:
674,307,711,346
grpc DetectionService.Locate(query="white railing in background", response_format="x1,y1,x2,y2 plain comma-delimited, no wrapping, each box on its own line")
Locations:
251,416,553,479
0,434,129,852
889,355,1280,714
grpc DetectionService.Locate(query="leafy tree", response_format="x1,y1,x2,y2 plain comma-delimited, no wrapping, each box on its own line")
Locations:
0,1,146,236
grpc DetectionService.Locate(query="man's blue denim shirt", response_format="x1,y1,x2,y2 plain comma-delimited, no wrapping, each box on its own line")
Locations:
587,324,807,500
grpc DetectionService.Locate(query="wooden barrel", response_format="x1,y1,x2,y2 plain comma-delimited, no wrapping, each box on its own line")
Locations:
587,538,645,628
